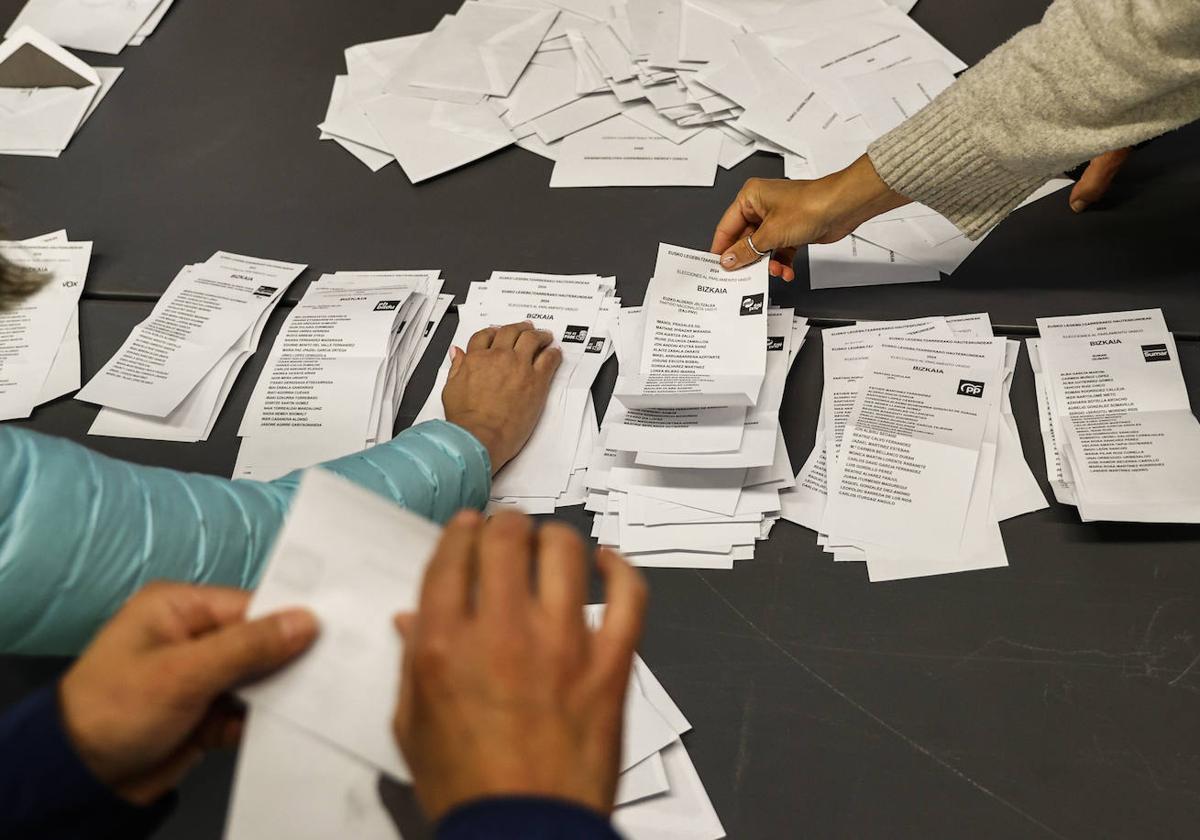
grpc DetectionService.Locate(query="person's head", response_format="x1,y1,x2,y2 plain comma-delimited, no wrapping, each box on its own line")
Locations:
0,239,45,310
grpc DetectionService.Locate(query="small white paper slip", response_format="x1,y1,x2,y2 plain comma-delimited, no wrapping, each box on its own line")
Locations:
550,113,721,187
224,710,401,840
808,234,941,289
239,469,439,781
7,0,162,55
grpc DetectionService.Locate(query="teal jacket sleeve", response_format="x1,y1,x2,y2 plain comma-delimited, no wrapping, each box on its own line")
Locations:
0,421,491,656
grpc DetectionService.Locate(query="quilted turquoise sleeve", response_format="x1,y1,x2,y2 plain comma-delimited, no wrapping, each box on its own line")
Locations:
0,421,491,656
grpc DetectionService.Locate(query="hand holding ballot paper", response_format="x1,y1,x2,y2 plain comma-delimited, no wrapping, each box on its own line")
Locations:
227,470,723,840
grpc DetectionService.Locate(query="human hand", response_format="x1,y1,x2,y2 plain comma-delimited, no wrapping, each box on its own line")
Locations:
712,154,910,280
393,510,648,822
59,582,318,806
442,322,563,474
1069,147,1132,213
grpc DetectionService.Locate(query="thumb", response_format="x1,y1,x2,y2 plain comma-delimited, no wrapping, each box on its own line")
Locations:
181,608,318,695
1070,148,1131,213
393,612,416,641
447,346,465,379
719,219,783,271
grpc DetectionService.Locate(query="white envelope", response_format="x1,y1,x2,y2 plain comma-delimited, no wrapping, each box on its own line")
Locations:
7,0,162,55
0,27,100,154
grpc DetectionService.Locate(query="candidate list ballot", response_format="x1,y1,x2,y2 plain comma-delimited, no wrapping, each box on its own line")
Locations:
77,252,305,417
615,243,768,409
0,232,90,419
1031,309,1200,523
235,270,448,480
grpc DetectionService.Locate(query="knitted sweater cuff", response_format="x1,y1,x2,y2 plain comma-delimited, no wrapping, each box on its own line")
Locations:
867,99,1049,240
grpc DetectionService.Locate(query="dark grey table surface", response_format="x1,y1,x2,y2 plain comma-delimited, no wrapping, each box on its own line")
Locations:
1,1,1198,838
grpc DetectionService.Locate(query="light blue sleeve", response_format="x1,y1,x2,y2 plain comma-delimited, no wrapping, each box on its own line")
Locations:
0,421,491,656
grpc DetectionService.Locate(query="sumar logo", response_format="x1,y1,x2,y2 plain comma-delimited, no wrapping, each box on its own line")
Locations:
374,300,401,311
586,336,605,354
766,336,785,351
253,285,278,297
957,379,985,398
740,293,764,316
1141,343,1170,363
562,325,589,343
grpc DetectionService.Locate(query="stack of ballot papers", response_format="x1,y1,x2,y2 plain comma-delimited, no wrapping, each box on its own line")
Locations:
583,244,808,569
415,269,618,513
79,252,306,442
779,313,1049,581
317,0,971,189
0,27,122,157
1028,309,1200,523
6,0,175,54
225,469,725,840
0,231,90,419
234,271,452,480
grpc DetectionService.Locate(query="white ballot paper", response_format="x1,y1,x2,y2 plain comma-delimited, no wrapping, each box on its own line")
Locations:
823,335,1006,571
235,270,447,479
77,253,305,417
314,0,982,229
415,269,616,512
615,243,768,409
550,113,721,187
0,236,90,419
7,0,163,54
1032,308,1200,523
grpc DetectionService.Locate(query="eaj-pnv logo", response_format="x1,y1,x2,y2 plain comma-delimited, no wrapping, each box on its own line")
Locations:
740,293,764,316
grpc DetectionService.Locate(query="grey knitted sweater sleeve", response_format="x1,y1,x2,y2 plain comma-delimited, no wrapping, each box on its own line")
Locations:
867,0,1200,239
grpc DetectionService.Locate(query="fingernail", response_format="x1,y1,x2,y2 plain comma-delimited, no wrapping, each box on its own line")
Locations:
1070,199,1089,213
720,253,736,267
279,609,318,644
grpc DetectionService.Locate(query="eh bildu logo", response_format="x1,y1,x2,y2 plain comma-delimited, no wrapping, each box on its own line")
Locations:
585,336,605,354
957,380,985,398
740,293,764,316
374,300,401,311
562,325,589,344
767,336,785,352
253,285,278,297
1141,343,1170,363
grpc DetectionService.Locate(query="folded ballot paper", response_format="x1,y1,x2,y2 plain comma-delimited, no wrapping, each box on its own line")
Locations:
226,469,725,840
415,270,618,514
6,0,175,54
779,313,1049,581
317,0,972,191
811,178,1076,289
234,272,452,480
1028,309,1200,524
78,252,306,440
0,230,89,419
581,243,807,569
0,27,122,157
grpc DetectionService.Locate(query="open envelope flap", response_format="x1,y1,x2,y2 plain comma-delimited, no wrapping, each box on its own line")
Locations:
0,28,98,89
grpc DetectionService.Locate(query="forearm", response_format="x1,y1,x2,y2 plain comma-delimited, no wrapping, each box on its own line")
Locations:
869,0,1200,237
0,685,173,839
0,422,490,655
